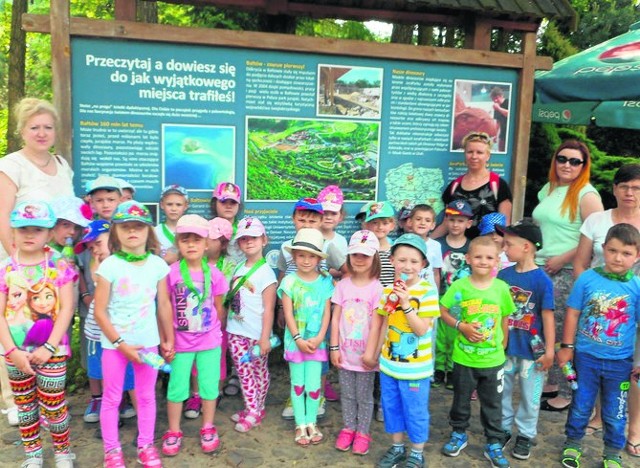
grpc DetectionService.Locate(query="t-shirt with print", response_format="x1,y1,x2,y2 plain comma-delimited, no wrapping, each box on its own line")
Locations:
332,277,383,372
377,279,440,380
419,238,443,287
154,223,176,258
567,268,640,360
227,261,277,340
0,252,77,355
97,254,170,350
498,266,555,360
277,273,334,363
277,239,345,276
167,260,229,352
436,236,471,294
441,276,516,368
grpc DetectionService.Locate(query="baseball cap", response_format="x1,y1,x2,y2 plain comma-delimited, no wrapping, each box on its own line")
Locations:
445,199,473,218
208,217,233,240
213,182,241,203
294,197,324,214
74,220,110,253
112,201,153,225
364,202,395,222
478,212,507,236
398,205,415,221
160,184,188,201
391,233,427,260
317,185,344,212
355,201,375,222
235,217,266,238
115,178,136,194
495,218,543,250
49,196,91,228
176,214,209,238
10,201,57,229
284,228,328,258
348,230,380,256
86,175,122,195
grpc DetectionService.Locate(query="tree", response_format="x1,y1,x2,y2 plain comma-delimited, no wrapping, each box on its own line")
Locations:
5,0,27,154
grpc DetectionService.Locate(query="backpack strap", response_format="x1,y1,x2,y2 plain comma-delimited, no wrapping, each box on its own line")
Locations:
451,172,500,201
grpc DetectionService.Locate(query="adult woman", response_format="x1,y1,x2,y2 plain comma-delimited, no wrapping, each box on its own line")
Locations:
433,131,513,239
0,98,74,261
533,139,603,411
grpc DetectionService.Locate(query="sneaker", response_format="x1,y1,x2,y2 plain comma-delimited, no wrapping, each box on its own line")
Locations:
442,431,468,457
352,432,372,456
511,435,531,460
200,425,220,453
119,401,136,419
602,454,622,468
84,397,101,423
445,372,454,390
561,446,582,468
324,380,340,401
376,445,407,468
404,453,424,468
20,457,43,468
184,394,202,419
234,411,261,433
103,448,125,468
376,405,384,422
471,389,478,401
432,370,445,388
501,431,512,449
317,397,327,419
161,430,183,456
335,428,356,451
7,406,19,426
54,452,76,468
281,397,294,420
137,444,162,467
484,442,510,468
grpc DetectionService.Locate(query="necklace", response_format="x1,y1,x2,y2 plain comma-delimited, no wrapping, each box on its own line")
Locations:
25,153,53,168
114,250,151,263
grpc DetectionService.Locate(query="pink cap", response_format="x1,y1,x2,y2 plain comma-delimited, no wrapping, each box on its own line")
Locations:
213,182,241,203
236,216,266,238
317,185,344,212
176,214,209,238
348,230,380,256
208,217,233,240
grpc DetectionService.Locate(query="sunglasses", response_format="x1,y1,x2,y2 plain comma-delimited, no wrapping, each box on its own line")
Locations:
464,131,491,143
555,155,584,167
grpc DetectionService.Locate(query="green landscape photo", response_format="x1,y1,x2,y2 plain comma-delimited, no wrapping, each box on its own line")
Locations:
246,118,380,201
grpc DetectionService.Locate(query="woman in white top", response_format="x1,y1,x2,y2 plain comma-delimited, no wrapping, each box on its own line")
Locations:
0,98,74,261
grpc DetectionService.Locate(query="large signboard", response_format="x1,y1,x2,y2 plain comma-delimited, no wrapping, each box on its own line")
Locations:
71,37,517,255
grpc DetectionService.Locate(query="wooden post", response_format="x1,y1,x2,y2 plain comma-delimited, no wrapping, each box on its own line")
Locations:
50,0,72,163
465,17,491,50
115,0,137,21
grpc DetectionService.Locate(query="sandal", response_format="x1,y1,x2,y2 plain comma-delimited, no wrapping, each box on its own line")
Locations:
307,423,324,444
561,446,582,468
626,441,640,457
585,424,602,436
295,425,310,447
234,411,261,433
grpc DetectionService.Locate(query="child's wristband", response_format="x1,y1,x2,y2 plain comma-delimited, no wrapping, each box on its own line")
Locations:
560,343,575,349
4,346,17,358
402,306,414,315
112,337,124,347
80,292,90,300
454,320,461,330
329,345,340,351
292,334,301,341
43,342,57,354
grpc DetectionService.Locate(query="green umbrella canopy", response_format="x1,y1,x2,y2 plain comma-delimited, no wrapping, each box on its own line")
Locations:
533,22,640,128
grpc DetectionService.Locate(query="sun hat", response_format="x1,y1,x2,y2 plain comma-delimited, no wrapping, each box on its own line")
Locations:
86,175,122,195
284,228,328,258
10,201,57,229
348,230,380,256
161,184,189,201
495,218,543,250
478,212,507,236
74,220,110,253
364,201,395,222
208,217,233,240
235,217,266,238
111,201,153,225
213,182,241,203
294,197,324,214
176,214,209,238
317,185,344,212
445,199,473,218
391,233,428,260
49,196,91,228
115,178,136,194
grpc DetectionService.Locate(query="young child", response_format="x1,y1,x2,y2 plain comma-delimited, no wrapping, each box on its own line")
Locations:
278,228,334,446
226,217,277,432
115,178,135,202
86,175,123,221
0,201,77,468
433,199,473,388
318,185,348,279
162,214,228,456
495,219,555,460
93,201,174,467
439,236,516,468
405,204,443,291
207,217,235,281
362,233,440,468
210,182,244,264
331,230,383,455
557,223,640,468
363,201,396,286
49,196,91,254
478,212,513,274
155,185,189,265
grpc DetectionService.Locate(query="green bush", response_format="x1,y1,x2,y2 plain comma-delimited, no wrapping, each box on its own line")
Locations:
66,318,87,393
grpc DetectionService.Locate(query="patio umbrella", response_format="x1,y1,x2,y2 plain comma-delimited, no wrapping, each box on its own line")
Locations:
532,21,640,129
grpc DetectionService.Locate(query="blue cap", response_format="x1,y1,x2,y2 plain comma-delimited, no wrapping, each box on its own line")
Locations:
391,233,427,260
75,220,111,253
478,212,507,236
445,199,473,218
112,201,153,225
10,201,56,229
294,197,324,214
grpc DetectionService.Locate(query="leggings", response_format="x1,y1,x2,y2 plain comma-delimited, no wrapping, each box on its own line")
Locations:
228,333,270,415
339,368,375,434
6,355,70,458
289,360,322,426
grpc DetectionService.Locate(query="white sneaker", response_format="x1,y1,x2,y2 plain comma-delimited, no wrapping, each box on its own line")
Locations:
54,453,76,468
7,407,19,426
20,457,43,468
281,397,294,420
317,397,326,419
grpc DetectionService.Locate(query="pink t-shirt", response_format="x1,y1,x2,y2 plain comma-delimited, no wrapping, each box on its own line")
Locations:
167,261,229,352
331,277,383,372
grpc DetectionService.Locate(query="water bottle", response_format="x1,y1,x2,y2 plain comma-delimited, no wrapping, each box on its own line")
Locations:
562,361,578,390
240,336,282,363
529,328,546,360
139,350,171,373
383,273,409,314
61,237,75,261
449,292,463,319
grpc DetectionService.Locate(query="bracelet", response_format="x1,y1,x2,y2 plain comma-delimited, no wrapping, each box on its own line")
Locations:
112,337,124,347
292,334,301,341
560,343,575,349
402,306,414,315
454,320,461,330
329,345,340,351
4,346,18,358
43,342,57,354
80,292,90,299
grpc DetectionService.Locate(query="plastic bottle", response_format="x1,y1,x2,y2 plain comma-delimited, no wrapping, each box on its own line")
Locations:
449,291,463,319
383,273,409,314
240,335,282,363
529,328,546,360
61,237,74,261
139,350,172,373
561,361,578,390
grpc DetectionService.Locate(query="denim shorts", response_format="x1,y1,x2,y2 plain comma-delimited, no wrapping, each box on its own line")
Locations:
380,372,431,444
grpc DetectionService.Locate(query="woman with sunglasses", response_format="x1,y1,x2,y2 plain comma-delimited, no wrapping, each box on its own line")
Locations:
532,139,603,412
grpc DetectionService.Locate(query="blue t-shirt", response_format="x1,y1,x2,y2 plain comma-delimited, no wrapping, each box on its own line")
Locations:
497,266,554,360
567,269,640,360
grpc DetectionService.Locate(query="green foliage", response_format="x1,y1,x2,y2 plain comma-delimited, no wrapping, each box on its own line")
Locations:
296,18,378,41
66,318,88,393
539,22,579,61
567,0,640,50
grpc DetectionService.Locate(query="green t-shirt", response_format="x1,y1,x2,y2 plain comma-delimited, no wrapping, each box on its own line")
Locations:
440,276,516,368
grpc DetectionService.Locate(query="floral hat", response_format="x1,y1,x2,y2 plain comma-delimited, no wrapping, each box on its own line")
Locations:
317,185,344,212
49,196,91,228
112,201,153,225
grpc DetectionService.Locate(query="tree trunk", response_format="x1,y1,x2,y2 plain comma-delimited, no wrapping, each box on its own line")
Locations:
257,14,297,34
417,25,433,46
6,0,28,154
137,0,158,23
391,23,414,44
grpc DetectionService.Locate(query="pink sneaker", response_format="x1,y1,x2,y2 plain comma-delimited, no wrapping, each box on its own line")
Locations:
104,448,126,468
137,444,162,467
324,381,340,402
352,432,372,455
184,394,202,419
335,428,355,451
161,430,183,457
471,389,478,401
200,426,220,453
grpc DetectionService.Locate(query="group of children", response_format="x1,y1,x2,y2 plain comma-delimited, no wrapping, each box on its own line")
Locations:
0,176,639,468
